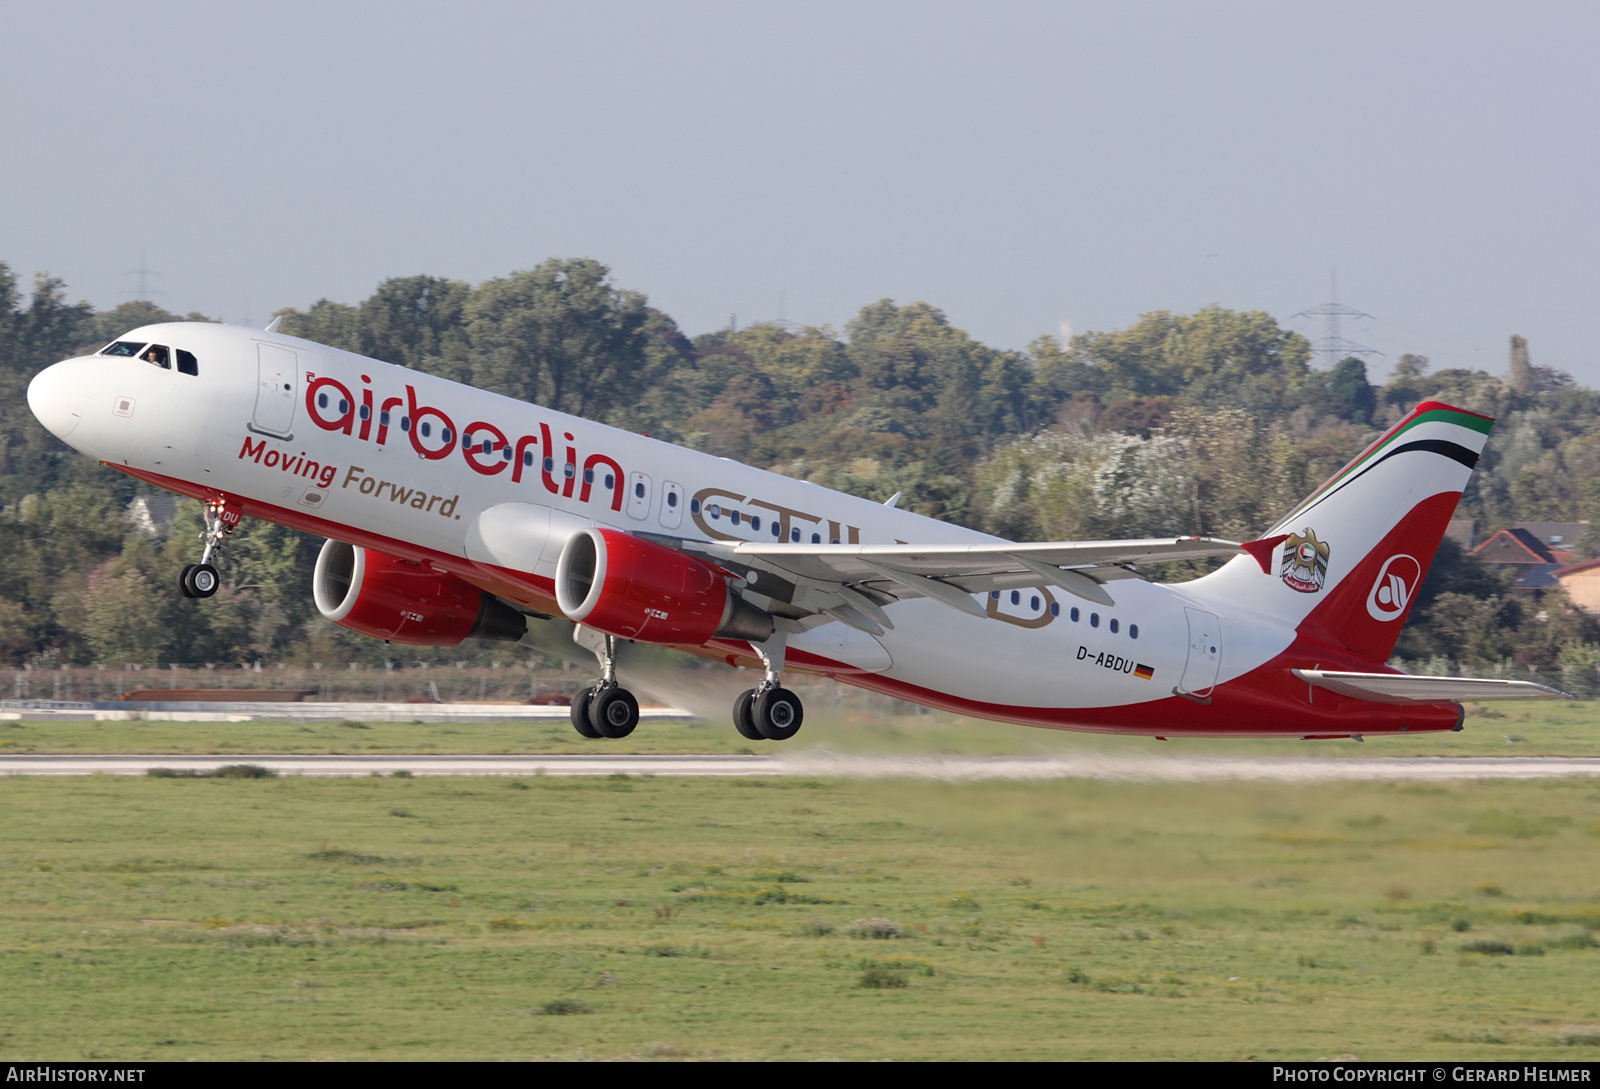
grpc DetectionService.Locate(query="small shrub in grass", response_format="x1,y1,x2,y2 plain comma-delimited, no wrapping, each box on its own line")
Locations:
338,720,371,730
644,943,709,958
1452,918,1472,932
1553,932,1599,950
540,999,592,1015
390,770,414,779
857,963,909,989
306,848,385,865
1515,941,1546,956
941,894,981,911
1459,940,1515,955
147,764,275,779
1563,1030,1600,1047
794,920,834,937
215,764,276,778
847,917,903,939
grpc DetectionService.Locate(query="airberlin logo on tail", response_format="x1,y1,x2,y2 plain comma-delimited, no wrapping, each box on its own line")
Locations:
1366,554,1422,622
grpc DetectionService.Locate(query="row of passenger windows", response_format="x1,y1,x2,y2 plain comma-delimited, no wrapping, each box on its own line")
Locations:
101,341,199,376
989,591,1139,637
687,497,834,543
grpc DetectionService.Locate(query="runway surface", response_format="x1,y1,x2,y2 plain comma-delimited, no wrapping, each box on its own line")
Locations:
5,752,1600,780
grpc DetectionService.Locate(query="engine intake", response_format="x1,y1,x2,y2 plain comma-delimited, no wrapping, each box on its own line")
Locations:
555,528,772,644
313,539,527,646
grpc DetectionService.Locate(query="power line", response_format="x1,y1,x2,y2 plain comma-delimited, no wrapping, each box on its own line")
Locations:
1292,270,1381,369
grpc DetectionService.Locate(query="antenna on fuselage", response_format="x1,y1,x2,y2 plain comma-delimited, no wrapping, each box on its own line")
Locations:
264,315,284,333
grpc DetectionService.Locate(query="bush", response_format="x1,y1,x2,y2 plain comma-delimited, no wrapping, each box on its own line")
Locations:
1460,940,1515,955
540,999,592,1015
847,917,903,939
213,764,277,779
858,964,909,989
147,764,276,779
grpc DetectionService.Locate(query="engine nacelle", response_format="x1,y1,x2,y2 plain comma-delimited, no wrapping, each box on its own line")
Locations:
555,527,772,644
313,539,527,646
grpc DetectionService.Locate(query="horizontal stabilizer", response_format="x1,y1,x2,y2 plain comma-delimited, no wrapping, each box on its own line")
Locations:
1292,669,1566,704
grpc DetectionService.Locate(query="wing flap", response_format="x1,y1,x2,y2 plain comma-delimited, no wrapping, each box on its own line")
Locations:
1293,669,1566,704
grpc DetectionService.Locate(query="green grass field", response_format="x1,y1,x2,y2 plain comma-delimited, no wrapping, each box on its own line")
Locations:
1,695,1598,757
3,772,1599,1060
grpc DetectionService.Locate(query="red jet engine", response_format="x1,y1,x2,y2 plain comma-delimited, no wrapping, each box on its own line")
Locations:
555,527,771,644
313,539,527,646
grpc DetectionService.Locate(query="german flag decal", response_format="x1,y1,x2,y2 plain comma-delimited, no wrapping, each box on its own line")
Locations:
1134,663,1155,680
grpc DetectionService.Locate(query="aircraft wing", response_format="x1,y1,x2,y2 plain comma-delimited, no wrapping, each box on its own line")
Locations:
686,535,1255,634
1292,669,1566,704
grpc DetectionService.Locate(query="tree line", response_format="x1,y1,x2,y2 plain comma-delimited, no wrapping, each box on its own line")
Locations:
1,257,1596,687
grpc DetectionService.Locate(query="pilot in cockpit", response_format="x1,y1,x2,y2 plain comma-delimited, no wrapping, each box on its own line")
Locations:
141,345,169,368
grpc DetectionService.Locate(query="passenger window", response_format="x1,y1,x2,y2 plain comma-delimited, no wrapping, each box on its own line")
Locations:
790,527,800,542
101,341,147,357
141,345,170,369
176,349,199,376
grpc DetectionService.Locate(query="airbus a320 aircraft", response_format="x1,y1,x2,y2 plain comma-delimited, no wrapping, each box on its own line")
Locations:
27,322,1558,742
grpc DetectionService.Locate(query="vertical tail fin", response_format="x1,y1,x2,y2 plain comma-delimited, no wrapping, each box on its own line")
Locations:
1189,402,1494,661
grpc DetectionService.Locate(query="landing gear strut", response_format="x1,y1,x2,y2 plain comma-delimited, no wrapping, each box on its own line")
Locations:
569,626,640,740
734,634,803,741
178,498,236,599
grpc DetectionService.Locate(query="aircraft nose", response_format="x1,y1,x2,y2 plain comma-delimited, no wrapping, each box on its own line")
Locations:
28,360,86,439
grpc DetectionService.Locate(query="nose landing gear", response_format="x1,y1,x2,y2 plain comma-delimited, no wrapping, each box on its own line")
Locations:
178,498,240,599
734,634,803,741
569,625,641,739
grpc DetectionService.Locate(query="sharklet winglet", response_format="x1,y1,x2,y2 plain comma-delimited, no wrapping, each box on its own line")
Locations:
1241,534,1289,574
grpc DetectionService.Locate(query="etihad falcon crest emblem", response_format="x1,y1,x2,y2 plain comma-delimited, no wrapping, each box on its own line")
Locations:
1280,528,1329,594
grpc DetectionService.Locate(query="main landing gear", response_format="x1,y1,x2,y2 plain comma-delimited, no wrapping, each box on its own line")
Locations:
178,498,236,599
733,636,804,742
569,627,641,740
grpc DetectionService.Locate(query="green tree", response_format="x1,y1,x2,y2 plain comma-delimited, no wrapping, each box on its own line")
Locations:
463,259,653,420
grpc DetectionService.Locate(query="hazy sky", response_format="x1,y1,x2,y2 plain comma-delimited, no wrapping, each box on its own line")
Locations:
4,1,1597,383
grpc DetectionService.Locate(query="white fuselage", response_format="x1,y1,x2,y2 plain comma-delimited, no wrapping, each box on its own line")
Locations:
34,321,1437,736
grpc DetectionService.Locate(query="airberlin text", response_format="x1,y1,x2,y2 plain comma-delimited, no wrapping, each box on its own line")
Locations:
302,372,625,512
1078,646,1135,674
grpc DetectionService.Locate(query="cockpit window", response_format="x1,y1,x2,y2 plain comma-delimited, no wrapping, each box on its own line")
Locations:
141,345,170,369
101,341,147,357
176,349,198,376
